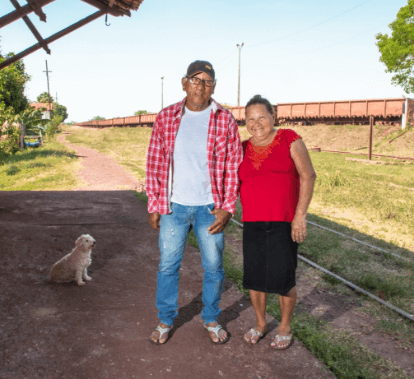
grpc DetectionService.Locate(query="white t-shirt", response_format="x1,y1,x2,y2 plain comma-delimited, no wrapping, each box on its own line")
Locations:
170,104,214,205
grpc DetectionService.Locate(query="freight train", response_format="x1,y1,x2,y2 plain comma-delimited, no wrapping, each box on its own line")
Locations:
74,97,412,128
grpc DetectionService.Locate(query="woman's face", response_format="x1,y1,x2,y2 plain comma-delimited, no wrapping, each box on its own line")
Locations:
246,103,275,143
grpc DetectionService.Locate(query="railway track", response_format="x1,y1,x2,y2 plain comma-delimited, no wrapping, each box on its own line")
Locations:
228,218,414,322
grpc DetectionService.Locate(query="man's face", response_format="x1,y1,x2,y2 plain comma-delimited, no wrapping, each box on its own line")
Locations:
182,71,215,112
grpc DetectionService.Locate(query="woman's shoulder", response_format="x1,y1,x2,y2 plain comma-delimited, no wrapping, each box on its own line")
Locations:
279,128,302,146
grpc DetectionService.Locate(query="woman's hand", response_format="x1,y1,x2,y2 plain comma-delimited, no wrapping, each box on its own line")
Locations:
291,213,307,243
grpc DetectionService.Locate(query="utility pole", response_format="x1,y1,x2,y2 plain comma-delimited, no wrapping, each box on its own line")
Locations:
236,43,244,106
43,60,52,116
161,76,164,110
56,92,58,104
368,116,373,160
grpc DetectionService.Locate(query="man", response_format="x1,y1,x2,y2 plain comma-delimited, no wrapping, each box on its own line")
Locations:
146,60,243,344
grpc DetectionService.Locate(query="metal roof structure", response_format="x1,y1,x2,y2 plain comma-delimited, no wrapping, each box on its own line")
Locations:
0,0,144,70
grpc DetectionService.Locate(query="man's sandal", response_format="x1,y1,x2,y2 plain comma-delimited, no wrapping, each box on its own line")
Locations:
149,325,171,345
243,328,266,345
271,333,294,350
204,324,229,345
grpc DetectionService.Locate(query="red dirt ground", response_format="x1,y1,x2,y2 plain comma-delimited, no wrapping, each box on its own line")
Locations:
0,191,334,379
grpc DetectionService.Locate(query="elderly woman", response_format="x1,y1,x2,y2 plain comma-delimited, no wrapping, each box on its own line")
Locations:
239,95,316,349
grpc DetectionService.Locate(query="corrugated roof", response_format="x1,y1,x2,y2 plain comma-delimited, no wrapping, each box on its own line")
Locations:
30,103,53,111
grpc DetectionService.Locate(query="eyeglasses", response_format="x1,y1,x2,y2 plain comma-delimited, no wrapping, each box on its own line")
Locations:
186,76,216,87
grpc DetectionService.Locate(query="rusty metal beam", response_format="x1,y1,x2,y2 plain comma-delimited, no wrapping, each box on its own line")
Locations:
80,0,130,17
0,0,54,29
0,10,105,70
10,0,51,54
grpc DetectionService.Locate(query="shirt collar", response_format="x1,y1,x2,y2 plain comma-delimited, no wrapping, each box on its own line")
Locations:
176,97,225,117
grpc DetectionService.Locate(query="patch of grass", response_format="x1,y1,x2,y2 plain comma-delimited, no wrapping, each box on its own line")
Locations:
0,141,82,190
308,151,414,250
316,170,349,189
6,165,20,176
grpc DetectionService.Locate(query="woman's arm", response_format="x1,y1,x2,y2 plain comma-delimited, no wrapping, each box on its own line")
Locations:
290,139,317,243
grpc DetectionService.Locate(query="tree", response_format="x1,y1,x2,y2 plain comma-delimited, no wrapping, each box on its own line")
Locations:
0,42,31,164
52,102,68,122
37,92,54,103
134,110,148,116
90,116,105,120
376,0,414,93
0,53,30,113
18,107,49,133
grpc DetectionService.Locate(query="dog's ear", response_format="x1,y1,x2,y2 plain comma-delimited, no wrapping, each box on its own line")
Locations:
75,236,84,246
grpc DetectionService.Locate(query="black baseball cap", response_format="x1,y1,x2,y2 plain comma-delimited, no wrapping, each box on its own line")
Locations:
186,60,215,80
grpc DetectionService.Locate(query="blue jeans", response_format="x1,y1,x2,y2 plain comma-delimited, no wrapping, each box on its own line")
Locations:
156,202,225,326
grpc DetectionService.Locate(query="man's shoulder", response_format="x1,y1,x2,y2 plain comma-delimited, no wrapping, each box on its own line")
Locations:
157,99,184,120
213,100,237,123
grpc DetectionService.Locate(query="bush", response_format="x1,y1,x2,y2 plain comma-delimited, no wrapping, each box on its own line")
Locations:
46,114,63,139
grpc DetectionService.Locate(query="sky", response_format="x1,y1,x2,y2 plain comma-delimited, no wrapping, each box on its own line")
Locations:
0,0,408,122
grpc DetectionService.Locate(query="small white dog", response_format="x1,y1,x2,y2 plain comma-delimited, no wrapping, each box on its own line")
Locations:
49,234,96,286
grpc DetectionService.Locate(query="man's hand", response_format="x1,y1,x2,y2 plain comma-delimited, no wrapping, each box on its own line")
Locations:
149,212,161,231
207,209,232,235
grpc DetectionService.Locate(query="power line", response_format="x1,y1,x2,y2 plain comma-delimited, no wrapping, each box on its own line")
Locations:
215,50,237,67
264,23,387,60
248,0,372,49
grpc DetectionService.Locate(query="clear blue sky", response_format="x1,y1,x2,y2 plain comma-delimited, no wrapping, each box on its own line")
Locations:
0,0,408,122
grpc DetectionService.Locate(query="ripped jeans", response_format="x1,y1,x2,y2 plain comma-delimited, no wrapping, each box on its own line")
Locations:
156,202,225,326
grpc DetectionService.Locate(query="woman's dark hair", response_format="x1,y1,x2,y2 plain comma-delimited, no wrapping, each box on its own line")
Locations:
245,95,274,115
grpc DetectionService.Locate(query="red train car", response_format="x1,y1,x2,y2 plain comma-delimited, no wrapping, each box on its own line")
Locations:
75,98,411,128
277,98,405,126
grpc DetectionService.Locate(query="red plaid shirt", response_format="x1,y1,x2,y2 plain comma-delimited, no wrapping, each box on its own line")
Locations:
146,98,243,215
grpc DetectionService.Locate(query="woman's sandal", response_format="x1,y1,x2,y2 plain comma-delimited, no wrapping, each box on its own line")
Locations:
149,325,171,345
243,328,266,345
271,333,294,350
204,324,229,345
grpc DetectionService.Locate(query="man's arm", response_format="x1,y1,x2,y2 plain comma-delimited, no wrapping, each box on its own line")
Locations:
221,115,243,215
207,114,243,234
145,114,164,215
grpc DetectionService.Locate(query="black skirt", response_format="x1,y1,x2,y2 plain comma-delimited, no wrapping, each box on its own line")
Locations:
243,221,298,295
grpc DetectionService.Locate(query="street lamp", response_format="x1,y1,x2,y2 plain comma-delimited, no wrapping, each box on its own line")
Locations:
236,43,244,106
161,76,164,110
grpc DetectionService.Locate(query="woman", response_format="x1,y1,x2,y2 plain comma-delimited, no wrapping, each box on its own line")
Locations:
239,95,316,349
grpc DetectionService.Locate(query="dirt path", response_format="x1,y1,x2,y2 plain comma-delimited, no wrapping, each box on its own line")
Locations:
58,131,145,192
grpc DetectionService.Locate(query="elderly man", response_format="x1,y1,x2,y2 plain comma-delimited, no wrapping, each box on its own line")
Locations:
146,60,243,345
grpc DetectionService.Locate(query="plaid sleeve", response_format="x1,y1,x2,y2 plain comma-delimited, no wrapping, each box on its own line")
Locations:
221,114,243,215
145,113,164,214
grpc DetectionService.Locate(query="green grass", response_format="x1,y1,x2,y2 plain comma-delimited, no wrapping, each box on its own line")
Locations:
0,139,82,190
308,151,414,251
